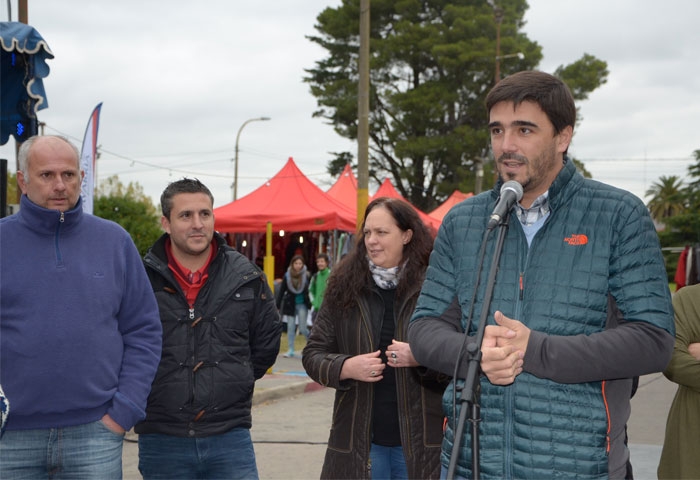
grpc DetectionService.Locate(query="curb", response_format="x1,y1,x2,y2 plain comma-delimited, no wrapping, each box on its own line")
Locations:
252,378,324,406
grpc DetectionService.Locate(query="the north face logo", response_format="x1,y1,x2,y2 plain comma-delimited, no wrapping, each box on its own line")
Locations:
564,234,588,246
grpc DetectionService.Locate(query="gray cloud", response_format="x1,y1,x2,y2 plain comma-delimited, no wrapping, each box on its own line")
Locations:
2,0,697,207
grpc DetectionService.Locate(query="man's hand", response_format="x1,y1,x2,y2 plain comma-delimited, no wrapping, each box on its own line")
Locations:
480,318,523,385
101,414,125,435
494,311,531,354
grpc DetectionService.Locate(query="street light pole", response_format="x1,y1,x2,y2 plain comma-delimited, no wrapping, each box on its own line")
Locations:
233,116,270,201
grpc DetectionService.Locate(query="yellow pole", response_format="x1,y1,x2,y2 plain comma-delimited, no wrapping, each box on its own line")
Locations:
264,221,276,370
263,221,274,290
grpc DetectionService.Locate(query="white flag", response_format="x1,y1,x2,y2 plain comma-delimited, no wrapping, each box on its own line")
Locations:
79,103,102,214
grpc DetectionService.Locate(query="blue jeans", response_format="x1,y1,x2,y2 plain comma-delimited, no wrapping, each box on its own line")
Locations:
284,304,309,351
0,419,124,479
370,443,408,480
138,427,258,480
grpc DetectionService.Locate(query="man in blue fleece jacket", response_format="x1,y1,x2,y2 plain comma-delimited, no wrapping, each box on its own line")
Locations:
0,135,162,478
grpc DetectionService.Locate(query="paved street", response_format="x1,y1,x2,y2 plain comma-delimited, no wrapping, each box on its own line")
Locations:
123,355,678,479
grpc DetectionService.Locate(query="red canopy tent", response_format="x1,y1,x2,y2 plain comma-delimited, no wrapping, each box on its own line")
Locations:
213,157,357,233
372,178,442,232
326,163,357,208
429,190,473,221
326,169,442,232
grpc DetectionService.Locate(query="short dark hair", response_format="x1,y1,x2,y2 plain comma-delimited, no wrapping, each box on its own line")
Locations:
160,178,214,219
316,253,330,263
486,70,576,135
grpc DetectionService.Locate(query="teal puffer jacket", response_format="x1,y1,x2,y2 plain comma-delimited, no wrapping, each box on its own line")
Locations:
414,159,674,478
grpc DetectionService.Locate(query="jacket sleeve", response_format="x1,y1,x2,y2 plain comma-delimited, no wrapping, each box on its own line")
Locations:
409,297,471,378
250,278,282,380
663,285,700,390
309,273,317,302
302,301,353,390
109,236,163,431
525,319,673,383
409,213,469,378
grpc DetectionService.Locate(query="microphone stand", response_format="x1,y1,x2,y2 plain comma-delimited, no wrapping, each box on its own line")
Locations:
446,215,511,480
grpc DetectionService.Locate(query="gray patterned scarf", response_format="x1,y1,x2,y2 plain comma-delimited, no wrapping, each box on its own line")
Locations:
368,259,400,290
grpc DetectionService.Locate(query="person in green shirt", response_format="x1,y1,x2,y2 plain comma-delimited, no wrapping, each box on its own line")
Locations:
309,253,331,328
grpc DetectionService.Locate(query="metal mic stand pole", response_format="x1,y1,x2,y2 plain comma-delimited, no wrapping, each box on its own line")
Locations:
446,216,510,480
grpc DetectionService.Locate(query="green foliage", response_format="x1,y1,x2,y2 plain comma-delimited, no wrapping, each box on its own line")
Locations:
93,175,162,256
645,175,685,220
5,171,18,206
306,0,608,210
653,150,700,281
553,53,609,103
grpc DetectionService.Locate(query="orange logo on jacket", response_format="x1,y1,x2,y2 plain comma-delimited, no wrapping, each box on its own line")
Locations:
564,234,588,246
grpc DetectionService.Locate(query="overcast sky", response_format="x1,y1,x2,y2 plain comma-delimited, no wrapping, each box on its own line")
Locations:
2,0,698,208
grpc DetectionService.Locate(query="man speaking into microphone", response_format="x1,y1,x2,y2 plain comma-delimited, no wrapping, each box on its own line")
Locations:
408,70,674,479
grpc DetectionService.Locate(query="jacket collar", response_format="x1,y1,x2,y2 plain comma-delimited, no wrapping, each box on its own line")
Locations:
17,194,84,234
147,231,227,268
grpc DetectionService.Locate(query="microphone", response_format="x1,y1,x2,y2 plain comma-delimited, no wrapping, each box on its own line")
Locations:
487,180,523,230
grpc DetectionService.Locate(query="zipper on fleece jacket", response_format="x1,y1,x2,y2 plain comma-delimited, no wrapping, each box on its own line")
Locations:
54,212,65,267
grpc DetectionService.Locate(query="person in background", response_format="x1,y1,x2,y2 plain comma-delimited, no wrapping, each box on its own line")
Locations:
0,135,162,478
658,282,700,479
408,70,675,479
309,252,331,327
303,197,448,479
135,178,280,480
276,254,312,358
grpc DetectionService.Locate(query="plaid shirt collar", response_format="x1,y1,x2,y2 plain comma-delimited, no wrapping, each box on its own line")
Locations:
515,190,550,227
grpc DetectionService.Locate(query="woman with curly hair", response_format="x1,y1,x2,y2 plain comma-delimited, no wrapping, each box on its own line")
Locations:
303,197,448,480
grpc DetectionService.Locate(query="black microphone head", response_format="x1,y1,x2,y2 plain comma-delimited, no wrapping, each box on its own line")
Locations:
501,180,523,201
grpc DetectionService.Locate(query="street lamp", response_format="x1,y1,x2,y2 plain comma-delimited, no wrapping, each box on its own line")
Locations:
494,52,524,84
496,52,524,61
233,116,271,201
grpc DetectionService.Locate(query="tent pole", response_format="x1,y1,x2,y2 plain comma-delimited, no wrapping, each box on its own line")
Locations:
264,222,274,289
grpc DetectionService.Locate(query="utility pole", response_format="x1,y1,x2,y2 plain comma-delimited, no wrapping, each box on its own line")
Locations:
356,0,370,231
19,0,27,23
493,7,503,84
15,0,29,203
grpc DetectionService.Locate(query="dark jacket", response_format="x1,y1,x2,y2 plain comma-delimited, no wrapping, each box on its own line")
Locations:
302,275,448,480
410,158,675,479
135,233,281,437
275,270,311,316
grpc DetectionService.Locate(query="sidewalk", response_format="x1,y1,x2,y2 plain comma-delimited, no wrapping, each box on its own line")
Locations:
122,353,318,479
251,352,321,405
123,359,677,479
627,372,677,479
